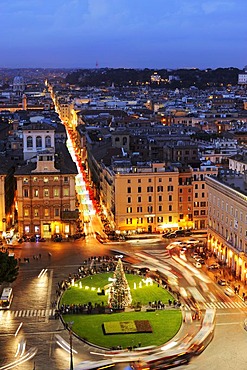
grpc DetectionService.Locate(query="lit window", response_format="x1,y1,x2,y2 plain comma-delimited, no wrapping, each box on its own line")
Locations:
54,176,59,181
24,209,29,217
34,189,39,197
127,207,132,213
44,208,49,217
54,188,59,197
63,188,69,196
34,209,39,217
44,189,49,197
44,177,49,183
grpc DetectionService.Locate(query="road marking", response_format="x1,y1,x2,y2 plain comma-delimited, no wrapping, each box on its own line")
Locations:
33,310,37,316
30,309,33,316
15,311,18,317
18,311,22,317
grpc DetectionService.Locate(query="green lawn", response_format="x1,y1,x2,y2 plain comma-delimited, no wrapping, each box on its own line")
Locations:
60,273,174,307
63,310,182,348
60,273,182,349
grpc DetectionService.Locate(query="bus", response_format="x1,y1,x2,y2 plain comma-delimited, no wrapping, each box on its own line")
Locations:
0,287,13,309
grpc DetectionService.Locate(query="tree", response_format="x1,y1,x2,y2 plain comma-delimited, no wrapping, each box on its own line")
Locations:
0,252,19,284
108,259,132,310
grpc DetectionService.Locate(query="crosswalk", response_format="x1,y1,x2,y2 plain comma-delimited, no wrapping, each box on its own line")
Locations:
184,300,247,310
0,308,56,319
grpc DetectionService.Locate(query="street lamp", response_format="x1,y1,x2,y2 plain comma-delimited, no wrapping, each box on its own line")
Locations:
67,321,74,370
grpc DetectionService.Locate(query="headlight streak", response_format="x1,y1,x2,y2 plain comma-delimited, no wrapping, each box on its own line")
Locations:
0,347,37,370
55,334,78,354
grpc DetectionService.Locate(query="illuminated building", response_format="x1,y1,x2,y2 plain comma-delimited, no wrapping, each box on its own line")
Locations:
206,170,247,281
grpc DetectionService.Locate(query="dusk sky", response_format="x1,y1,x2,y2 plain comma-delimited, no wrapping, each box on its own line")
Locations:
1,0,246,70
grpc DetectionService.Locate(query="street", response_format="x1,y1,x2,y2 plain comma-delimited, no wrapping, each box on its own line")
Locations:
0,235,247,370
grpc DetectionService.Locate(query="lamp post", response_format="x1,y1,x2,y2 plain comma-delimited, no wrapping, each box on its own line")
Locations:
67,321,74,370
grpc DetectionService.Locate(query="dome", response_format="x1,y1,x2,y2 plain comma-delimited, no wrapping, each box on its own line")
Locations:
13,76,25,92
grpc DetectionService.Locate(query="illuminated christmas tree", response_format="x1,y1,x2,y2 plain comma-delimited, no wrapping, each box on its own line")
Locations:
108,258,132,310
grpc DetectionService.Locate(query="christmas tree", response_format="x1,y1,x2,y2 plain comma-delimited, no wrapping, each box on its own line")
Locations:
108,258,132,310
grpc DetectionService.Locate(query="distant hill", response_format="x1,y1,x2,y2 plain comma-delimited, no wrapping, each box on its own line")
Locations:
65,67,242,89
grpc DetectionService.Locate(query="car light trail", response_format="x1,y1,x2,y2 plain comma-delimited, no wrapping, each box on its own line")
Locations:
14,322,23,337
55,334,78,354
0,347,37,370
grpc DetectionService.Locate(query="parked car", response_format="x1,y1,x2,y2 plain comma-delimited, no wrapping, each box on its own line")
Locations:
193,261,202,268
224,287,235,297
218,279,227,286
208,263,220,270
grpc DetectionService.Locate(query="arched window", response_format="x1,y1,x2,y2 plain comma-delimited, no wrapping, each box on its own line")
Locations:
27,136,33,148
36,136,42,148
45,135,51,148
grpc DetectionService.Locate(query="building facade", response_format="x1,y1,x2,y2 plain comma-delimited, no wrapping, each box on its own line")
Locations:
206,174,247,282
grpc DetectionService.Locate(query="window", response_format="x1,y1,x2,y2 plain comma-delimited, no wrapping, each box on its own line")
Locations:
127,197,131,203
24,189,29,197
200,202,206,207
179,189,183,193
147,186,153,192
23,177,29,184
27,136,33,148
202,192,205,198
179,197,182,202
55,208,60,217
157,216,163,223
201,210,206,215
194,202,199,207
138,179,141,183
194,210,199,216
138,196,142,202
169,205,172,211
195,193,198,198
147,217,153,223
127,179,131,183
34,209,39,217
44,208,49,217
127,187,131,194
138,187,142,193
158,205,162,211
179,214,184,219
157,186,163,192
169,178,172,182
148,196,152,202
127,207,132,213
54,176,59,181
24,209,29,217
126,218,132,224
63,188,69,196
36,136,42,148
44,177,49,183
195,184,198,189
34,189,39,197
169,195,172,201
137,206,142,212
45,135,51,148
158,178,162,182
64,176,69,183
33,177,38,182
188,196,191,201
147,205,153,213
54,188,59,197
44,189,49,197
202,184,205,189
136,217,143,224
167,185,173,191
169,216,172,222
148,178,152,183
158,195,162,202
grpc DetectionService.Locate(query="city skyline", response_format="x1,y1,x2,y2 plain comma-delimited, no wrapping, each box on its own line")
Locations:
1,0,246,70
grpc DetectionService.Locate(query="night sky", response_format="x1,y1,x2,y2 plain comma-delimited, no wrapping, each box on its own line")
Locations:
1,0,246,69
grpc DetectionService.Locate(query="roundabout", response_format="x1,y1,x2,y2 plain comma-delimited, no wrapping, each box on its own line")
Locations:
59,259,182,349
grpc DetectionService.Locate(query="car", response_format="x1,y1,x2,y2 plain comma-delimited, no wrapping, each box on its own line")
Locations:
166,233,177,239
218,279,227,286
197,258,205,265
224,287,235,297
193,261,202,268
208,263,220,270
186,238,200,244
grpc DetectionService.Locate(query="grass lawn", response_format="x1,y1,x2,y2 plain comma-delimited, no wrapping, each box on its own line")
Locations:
60,273,174,307
63,310,182,349
60,273,182,348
